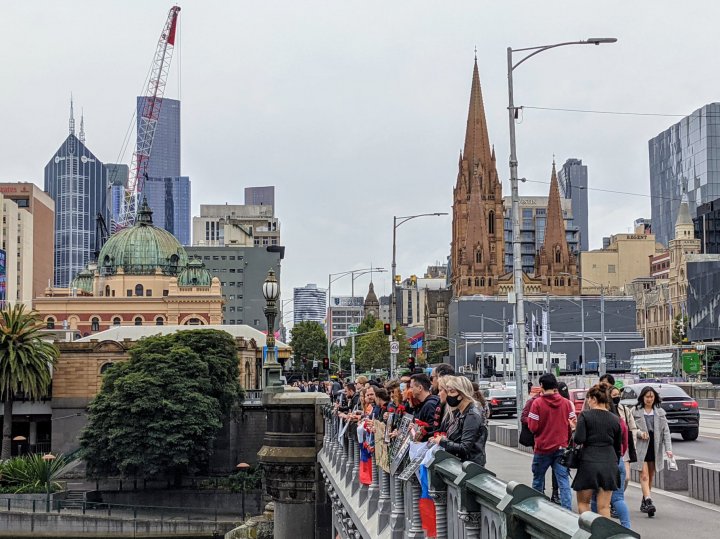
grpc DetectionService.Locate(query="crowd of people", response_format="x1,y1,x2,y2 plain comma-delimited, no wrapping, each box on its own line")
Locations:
321,366,672,532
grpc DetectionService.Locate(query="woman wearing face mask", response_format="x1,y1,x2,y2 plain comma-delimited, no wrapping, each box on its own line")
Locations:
429,375,487,466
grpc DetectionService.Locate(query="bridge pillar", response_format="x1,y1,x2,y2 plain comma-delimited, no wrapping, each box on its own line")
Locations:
257,389,331,539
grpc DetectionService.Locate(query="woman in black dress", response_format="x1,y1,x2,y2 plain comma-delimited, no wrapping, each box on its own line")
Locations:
573,383,622,517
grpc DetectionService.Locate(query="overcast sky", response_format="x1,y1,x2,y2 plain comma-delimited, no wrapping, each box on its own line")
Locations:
1,1,717,319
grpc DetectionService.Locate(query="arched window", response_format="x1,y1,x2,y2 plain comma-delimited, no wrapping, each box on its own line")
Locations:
135,284,144,297
156,317,164,326
100,362,114,375
113,317,121,326
554,277,559,286
480,277,485,287
555,248,561,264
559,278,565,286
105,285,110,297
91,317,100,332
46,317,55,329
467,278,472,287
488,211,495,234
186,318,202,325
476,250,482,264
474,277,480,287
488,278,492,287
244,361,251,389
134,317,143,326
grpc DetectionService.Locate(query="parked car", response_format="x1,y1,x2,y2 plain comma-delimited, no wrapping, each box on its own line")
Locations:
483,387,517,418
619,383,700,441
567,388,587,415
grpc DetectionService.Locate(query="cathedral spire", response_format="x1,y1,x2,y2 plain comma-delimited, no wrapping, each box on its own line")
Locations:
463,57,493,170
543,160,569,257
69,94,75,136
79,108,86,144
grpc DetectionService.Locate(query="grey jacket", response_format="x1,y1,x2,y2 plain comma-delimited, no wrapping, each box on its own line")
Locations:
630,406,672,471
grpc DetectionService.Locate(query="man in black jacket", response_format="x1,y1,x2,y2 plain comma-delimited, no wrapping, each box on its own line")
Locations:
337,383,359,413
410,373,441,441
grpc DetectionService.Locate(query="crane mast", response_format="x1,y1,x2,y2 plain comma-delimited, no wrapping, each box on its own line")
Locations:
115,5,180,231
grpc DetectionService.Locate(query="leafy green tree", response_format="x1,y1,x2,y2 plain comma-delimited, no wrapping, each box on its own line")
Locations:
290,321,328,363
355,320,410,373
0,305,58,460
80,332,237,480
425,339,450,364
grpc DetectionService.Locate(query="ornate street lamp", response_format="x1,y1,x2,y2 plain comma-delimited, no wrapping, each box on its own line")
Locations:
262,268,283,390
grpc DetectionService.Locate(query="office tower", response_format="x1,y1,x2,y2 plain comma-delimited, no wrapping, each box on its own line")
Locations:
244,186,275,208
557,158,589,251
0,183,54,302
294,284,327,326
649,102,720,247
192,204,280,247
106,164,128,226
44,101,107,287
143,176,191,245
327,296,364,343
136,96,190,244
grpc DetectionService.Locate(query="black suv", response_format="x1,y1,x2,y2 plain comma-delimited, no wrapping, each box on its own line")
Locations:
483,388,517,418
619,383,700,441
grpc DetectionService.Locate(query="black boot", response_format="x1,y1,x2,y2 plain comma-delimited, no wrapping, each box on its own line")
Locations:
645,497,656,517
550,489,560,505
640,498,648,513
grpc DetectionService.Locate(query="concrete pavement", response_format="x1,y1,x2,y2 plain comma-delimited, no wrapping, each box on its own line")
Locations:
485,441,720,537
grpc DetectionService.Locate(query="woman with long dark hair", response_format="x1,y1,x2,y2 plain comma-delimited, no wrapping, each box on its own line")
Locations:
631,386,672,517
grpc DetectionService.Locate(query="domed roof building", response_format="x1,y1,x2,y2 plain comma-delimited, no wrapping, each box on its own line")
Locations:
35,198,223,335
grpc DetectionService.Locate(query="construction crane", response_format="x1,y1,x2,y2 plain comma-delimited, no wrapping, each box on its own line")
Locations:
114,5,181,231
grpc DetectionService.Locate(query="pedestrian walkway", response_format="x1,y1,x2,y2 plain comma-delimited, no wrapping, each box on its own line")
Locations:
486,441,720,537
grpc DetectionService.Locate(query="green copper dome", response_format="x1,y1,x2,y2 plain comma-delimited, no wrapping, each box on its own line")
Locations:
98,198,189,276
177,257,213,287
70,267,94,293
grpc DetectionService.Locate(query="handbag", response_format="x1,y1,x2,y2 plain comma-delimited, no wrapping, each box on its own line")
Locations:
519,422,535,447
561,440,582,469
666,455,678,472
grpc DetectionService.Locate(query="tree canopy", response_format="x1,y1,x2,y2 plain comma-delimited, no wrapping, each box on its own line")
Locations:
355,319,410,373
0,305,58,460
80,330,241,479
289,321,327,363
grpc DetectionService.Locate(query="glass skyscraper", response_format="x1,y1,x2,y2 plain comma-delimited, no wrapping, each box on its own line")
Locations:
293,283,327,326
143,176,191,246
649,103,720,247
558,158,589,252
45,129,108,287
136,96,190,244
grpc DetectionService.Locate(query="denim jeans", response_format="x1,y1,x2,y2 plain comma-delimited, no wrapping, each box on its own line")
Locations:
532,450,572,510
591,457,630,529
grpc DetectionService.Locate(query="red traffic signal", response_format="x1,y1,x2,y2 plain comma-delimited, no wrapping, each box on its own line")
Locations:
407,357,416,371
322,357,330,370
383,323,391,336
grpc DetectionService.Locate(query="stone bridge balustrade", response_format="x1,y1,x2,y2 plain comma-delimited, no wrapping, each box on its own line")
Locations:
318,407,639,539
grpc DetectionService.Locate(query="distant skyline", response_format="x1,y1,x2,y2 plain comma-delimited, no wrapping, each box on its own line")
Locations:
2,1,719,313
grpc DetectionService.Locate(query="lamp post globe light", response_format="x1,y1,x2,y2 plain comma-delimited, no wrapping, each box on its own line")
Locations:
506,37,616,413
262,268,283,390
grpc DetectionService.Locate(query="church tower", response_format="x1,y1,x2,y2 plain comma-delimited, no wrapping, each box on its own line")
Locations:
535,161,580,295
451,58,505,296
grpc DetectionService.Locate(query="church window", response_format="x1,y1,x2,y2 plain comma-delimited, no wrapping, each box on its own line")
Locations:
488,278,492,286
554,277,559,286
476,250,482,264
488,211,495,234
467,278,472,287
135,284,144,296
91,317,100,332
474,277,480,287
46,317,55,329
555,248,561,264
480,277,485,287
156,317,164,326
559,278,565,286
113,317,121,326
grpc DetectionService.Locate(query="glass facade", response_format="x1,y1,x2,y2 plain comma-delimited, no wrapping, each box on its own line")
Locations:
137,97,181,178
143,176,191,246
649,103,720,247
558,158,589,251
294,284,327,326
44,134,108,287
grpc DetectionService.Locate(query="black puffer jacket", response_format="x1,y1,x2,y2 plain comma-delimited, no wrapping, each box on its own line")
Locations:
439,404,488,466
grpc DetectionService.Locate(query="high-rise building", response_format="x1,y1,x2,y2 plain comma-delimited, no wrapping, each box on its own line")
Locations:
106,164,128,226
327,296,364,343
451,58,505,296
694,197,720,254
137,96,181,178
244,186,275,208
143,176,191,246
44,101,108,287
294,284,327,326
0,183,54,302
557,158,589,252
649,102,720,247
192,204,280,247
136,97,190,245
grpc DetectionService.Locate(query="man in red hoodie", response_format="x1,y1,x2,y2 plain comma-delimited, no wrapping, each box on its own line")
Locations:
527,373,576,510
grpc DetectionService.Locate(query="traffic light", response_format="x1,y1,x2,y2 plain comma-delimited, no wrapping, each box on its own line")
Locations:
407,357,416,371
384,323,391,336
322,357,330,370
312,366,319,378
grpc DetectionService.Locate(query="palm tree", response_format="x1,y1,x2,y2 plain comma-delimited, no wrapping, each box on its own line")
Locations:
0,305,58,460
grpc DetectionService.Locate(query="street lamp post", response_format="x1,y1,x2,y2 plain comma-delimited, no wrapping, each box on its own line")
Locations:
262,269,282,391
507,36,616,405
391,213,447,378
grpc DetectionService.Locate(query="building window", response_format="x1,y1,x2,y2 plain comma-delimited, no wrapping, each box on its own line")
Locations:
135,284,144,296
163,290,169,296
146,289,152,297
105,285,110,297
555,248,561,264
156,317,164,326
126,289,132,297
134,317,143,326
474,277,480,287
100,362,114,375
476,250,482,263
113,317,121,326
46,317,55,329
111,290,116,297
186,318,202,325
488,211,495,234
608,264,616,273
91,317,100,332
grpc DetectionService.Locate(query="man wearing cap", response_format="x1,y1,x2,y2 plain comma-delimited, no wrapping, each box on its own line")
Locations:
527,373,577,510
